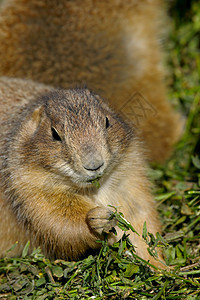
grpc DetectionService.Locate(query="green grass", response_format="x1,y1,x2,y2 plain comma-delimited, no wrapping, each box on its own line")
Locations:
0,1,200,299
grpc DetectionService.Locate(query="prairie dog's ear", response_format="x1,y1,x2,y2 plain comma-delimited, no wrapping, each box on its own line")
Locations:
30,105,44,128
22,105,45,136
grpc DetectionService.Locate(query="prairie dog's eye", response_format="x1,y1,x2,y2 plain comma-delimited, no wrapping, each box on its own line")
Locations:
51,127,62,142
105,117,109,129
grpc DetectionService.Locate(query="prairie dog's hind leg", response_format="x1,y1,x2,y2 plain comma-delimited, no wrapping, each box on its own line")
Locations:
0,192,31,257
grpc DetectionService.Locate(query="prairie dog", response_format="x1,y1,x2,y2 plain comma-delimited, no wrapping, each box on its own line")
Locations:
0,77,162,266
0,0,183,161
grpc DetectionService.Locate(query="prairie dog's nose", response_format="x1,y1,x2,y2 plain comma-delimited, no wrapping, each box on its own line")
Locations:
83,155,104,171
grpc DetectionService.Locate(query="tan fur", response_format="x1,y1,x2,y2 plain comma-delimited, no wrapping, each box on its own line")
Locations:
0,77,164,267
0,0,183,161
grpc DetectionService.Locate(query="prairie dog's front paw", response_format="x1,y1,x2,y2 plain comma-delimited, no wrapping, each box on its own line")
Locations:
86,206,117,236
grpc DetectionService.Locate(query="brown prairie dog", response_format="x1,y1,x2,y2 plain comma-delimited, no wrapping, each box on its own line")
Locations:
0,0,183,162
0,77,163,267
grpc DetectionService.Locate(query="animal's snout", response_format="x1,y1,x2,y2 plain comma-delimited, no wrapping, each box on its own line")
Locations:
83,156,104,172
82,150,104,172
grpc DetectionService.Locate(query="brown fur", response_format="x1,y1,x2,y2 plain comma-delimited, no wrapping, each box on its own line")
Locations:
0,77,164,267
0,0,183,161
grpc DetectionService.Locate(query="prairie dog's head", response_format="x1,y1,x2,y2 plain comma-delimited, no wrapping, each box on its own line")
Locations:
17,88,133,188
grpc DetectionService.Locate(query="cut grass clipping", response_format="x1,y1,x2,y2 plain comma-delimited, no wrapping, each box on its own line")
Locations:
0,206,199,299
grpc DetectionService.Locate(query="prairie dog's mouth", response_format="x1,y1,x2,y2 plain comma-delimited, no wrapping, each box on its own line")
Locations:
87,177,101,189
86,175,102,183
71,176,102,190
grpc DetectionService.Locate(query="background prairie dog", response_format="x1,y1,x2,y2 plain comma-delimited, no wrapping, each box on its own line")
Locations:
0,0,183,161
0,77,163,267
